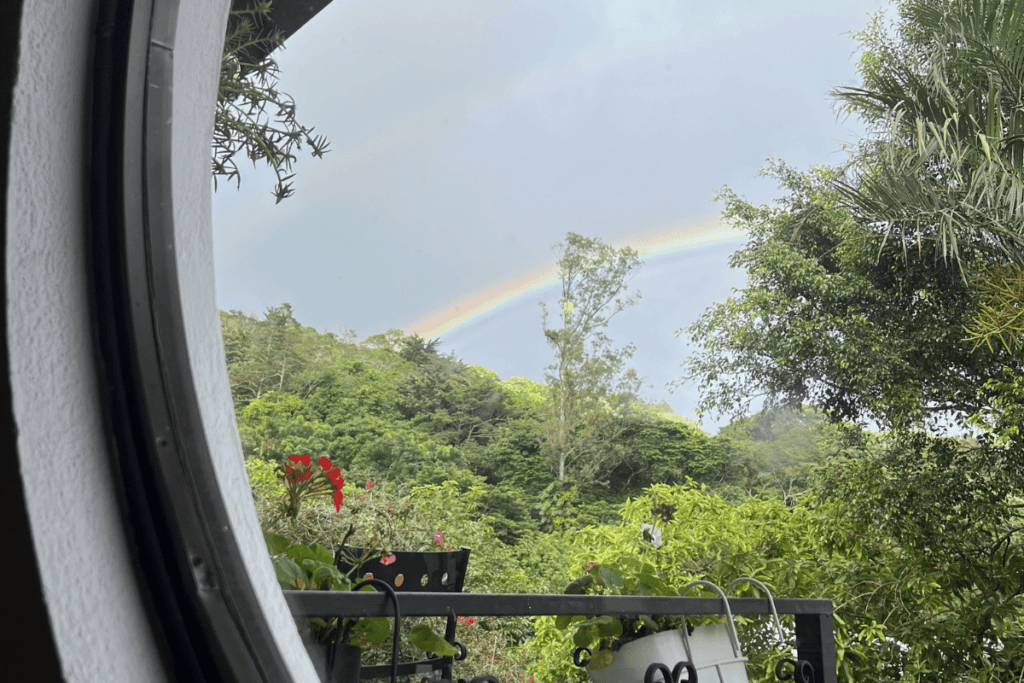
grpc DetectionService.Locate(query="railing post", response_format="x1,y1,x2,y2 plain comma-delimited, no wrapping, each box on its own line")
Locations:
794,611,837,683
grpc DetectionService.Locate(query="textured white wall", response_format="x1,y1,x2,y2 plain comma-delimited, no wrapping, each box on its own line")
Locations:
6,1,172,680
6,0,316,680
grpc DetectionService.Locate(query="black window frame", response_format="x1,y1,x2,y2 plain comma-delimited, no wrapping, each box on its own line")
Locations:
89,0,301,680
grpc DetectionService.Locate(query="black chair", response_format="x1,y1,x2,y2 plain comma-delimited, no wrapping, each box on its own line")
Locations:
336,546,472,682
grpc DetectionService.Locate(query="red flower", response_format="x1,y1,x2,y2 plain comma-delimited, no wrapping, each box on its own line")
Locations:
326,468,344,488
318,456,332,471
434,531,445,546
380,554,397,566
365,480,375,490
465,617,475,625
332,489,344,512
288,454,311,466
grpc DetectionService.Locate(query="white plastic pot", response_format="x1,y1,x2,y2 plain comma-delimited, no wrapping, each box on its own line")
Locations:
586,629,690,683
582,578,787,683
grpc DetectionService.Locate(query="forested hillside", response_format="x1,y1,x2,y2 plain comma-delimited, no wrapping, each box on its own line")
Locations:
230,298,1023,682
223,303,796,511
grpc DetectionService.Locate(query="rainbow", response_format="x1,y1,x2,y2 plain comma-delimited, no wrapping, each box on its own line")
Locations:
407,219,746,339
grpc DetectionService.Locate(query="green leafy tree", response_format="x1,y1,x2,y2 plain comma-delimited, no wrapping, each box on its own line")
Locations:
215,1,329,202
606,406,746,498
236,390,334,460
541,233,643,484
221,305,337,409
682,162,1003,432
813,431,1024,681
718,406,837,504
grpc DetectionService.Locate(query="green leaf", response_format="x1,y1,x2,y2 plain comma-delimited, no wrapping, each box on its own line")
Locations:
573,626,594,648
264,531,292,556
637,574,669,595
289,545,317,563
555,614,573,630
564,574,595,595
593,617,623,638
271,555,305,588
350,616,390,645
410,624,457,657
587,648,614,671
308,543,334,565
309,563,345,590
597,567,624,591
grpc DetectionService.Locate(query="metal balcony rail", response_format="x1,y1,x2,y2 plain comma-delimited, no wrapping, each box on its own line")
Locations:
284,591,837,683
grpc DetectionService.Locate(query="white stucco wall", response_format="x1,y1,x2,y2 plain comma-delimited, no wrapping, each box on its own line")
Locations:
6,1,316,680
6,1,172,680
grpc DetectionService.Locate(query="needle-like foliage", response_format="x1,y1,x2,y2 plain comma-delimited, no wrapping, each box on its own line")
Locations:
213,1,329,203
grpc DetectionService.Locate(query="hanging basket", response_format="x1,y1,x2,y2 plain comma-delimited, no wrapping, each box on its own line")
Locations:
575,578,788,683
677,580,749,683
585,629,692,683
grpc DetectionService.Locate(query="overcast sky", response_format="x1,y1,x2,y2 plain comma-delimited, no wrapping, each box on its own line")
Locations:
212,0,892,432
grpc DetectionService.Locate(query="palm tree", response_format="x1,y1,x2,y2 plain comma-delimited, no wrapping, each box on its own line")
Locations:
830,0,1024,351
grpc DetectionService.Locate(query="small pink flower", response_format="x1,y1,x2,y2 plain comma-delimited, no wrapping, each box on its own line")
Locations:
366,480,375,490
434,531,445,546
380,554,397,566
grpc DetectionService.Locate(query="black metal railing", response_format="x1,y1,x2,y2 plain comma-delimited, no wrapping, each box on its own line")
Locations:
284,591,836,683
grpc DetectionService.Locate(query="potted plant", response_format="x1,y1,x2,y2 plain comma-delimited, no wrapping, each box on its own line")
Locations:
256,455,458,682
557,557,694,683
266,532,460,680
558,563,787,683
265,532,385,682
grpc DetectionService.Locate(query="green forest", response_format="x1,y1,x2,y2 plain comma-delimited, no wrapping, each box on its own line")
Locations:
225,1,1024,681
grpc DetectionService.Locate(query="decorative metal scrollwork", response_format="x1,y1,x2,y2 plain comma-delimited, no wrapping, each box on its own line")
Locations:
573,647,592,668
645,661,698,683
453,641,468,661
776,657,815,683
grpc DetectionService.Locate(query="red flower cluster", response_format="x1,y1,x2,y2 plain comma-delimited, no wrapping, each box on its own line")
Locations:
456,616,476,625
380,554,397,566
285,454,345,512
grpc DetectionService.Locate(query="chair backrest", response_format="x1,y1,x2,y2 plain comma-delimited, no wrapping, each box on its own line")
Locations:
335,546,471,593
